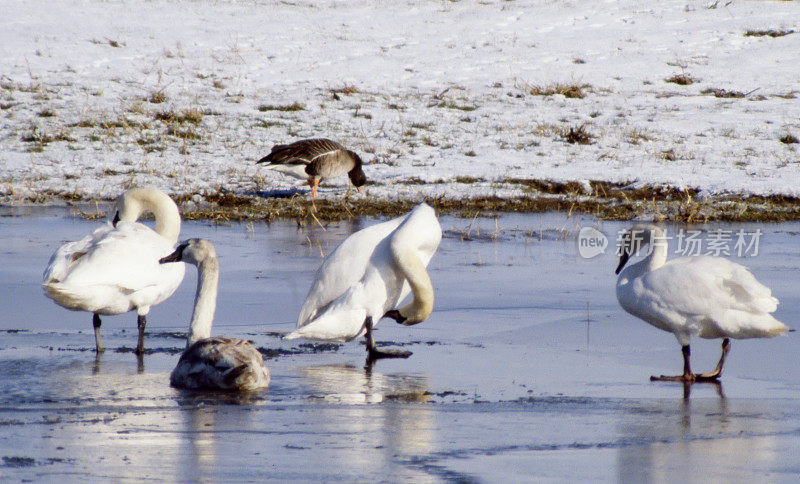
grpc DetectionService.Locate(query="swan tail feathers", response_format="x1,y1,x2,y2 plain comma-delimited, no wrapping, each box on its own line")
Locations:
42,282,127,313
283,330,302,340
283,314,362,342
42,282,90,310
718,311,790,339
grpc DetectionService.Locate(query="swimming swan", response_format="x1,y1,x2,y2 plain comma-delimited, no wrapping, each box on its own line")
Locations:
160,239,270,391
256,138,366,197
615,224,788,382
42,188,185,353
286,203,441,362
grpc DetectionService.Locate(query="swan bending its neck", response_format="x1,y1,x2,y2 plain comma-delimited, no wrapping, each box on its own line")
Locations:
160,239,217,347
287,203,442,363
160,238,269,391
114,188,182,244
388,215,436,324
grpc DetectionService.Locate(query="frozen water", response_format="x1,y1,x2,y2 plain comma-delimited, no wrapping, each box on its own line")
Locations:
1,209,800,480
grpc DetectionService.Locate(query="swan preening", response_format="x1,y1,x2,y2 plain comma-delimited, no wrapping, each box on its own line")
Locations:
42,188,185,353
256,138,367,197
615,224,789,383
160,239,270,391
286,203,442,362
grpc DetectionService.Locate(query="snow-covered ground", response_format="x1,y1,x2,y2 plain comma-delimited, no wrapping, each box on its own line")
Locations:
1,0,799,204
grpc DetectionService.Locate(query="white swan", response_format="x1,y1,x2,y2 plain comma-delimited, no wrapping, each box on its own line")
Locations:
286,203,442,362
42,188,185,353
615,224,789,382
160,239,270,391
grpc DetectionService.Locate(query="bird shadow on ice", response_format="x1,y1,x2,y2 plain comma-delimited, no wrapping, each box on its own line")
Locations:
251,188,306,199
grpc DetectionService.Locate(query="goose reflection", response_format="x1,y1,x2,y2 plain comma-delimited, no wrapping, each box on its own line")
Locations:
303,217,366,253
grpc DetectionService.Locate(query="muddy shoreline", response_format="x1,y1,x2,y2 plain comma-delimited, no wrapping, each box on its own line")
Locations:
7,179,800,223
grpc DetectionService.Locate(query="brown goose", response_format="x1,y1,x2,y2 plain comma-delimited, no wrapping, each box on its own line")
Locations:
256,138,367,197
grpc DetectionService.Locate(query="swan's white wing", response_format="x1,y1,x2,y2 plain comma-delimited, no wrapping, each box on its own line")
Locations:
290,204,442,341
636,256,786,338
644,257,774,314
43,222,184,314
60,223,177,287
288,272,390,341
43,223,114,284
296,214,407,327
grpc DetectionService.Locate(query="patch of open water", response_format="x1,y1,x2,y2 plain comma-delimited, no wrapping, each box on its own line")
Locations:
1,207,800,481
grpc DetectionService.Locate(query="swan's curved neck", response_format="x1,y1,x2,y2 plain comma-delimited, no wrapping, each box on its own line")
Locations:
152,203,181,244
187,257,218,347
119,189,181,243
644,233,668,272
391,244,434,323
143,192,181,244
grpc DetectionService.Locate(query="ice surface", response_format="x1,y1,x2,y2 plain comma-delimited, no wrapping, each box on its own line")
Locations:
2,210,800,480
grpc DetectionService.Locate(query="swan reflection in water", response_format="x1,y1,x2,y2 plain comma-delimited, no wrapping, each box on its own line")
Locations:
616,386,781,481
92,352,146,375
298,363,429,404
297,364,435,479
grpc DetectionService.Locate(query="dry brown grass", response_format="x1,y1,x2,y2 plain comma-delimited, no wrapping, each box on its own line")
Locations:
744,29,795,38
701,88,745,98
779,133,799,144
166,125,201,140
43,188,800,224
155,108,203,124
257,102,305,112
330,84,359,96
148,91,167,104
429,100,478,111
561,125,594,144
528,83,589,99
665,74,696,86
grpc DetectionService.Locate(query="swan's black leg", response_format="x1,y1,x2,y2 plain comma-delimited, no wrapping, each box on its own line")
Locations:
364,316,411,365
135,314,146,355
93,314,104,353
651,344,694,382
651,340,729,384
696,338,730,381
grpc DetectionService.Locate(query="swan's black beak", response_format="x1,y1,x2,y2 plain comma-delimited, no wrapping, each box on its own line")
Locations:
160,244,186,264
615,251,630,274
112,211,120,227
383,309,407,325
